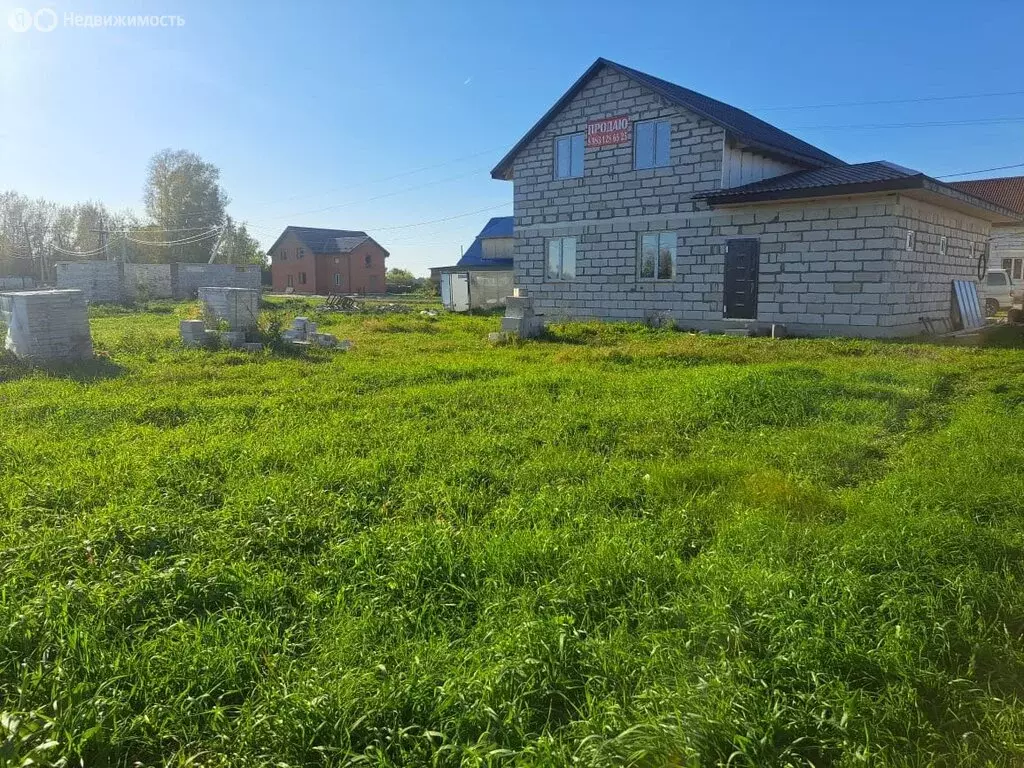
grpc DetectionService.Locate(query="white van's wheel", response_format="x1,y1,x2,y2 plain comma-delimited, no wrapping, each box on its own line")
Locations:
984,298,1000,316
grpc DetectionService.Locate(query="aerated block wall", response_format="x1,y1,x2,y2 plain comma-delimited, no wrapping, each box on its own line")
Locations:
0,289,93,361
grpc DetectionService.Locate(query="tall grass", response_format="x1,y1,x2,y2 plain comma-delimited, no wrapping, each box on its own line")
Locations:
1,306,1023,765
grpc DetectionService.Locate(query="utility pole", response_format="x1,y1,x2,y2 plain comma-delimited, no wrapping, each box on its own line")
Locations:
22,223,37,283
207,225,227,264
90,218,111,261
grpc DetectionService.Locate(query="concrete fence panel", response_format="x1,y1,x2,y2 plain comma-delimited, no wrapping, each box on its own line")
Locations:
124,264,173,300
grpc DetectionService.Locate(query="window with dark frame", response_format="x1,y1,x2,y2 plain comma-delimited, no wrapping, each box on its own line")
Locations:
279,249,287,261
334,273,341,286
639,232,677,280
555,134,584,179
546,237,577,281
299,272,307,285
635,120,671,169
365,253,372,267
298,248,305,259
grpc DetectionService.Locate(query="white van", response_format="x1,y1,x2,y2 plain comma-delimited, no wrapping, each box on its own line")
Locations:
979,269,1023,315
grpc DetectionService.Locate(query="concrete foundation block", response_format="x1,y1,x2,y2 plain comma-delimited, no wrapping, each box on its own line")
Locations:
198,287,260,331
500,315,545,338
312,333,337,347
0,289,93,361
504,296,535,319
220,330,247,348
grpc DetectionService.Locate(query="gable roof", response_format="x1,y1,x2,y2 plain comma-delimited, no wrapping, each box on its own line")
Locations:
269,226,389,256
456,217,514,268
477,216,514,239
694,160,1022,221
432,217,515,271
949,176,1024,216
491,58,844,180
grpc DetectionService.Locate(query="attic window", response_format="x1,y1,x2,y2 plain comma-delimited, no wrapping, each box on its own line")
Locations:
635,120,671,169
555,133,584,179
365,254,372,267
298,247,305,259
279,249,287,261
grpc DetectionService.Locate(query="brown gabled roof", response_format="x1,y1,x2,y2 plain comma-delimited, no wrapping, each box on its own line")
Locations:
949,176,1024,215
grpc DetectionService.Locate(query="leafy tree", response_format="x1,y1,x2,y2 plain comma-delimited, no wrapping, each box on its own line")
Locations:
143,149,228,263
386,267,418,294
214,216,265,265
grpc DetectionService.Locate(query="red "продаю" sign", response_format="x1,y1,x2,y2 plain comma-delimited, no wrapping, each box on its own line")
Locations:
586,115,631,148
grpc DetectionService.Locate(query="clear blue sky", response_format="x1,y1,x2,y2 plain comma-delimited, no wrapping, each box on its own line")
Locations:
2,0,1022,274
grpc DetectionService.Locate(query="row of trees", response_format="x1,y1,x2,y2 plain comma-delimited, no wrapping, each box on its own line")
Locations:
0,149,264,280
385,267,435,294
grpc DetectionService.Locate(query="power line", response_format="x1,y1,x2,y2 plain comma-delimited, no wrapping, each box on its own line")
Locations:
936,162,1024,179
791,116,1024,131
165,146,506,219
757,89,1024,112
371,203,510,232
125,228,220,246
266,167,490,222
52,241,111,257
247,146,504,210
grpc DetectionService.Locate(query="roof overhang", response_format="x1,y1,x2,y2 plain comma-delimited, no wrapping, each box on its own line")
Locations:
433,263,514,274
702,176,1022,223
491,58,843,181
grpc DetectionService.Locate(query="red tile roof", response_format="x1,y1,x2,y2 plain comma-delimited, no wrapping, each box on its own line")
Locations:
949,176,1024,215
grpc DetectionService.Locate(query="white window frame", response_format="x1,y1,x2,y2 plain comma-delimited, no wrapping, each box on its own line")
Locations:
905,230,916,251
638,231,677,281
554,133,584,179
634,119,671,170
546,237,577,281
299,271,307,285
939,235,947,256
1002,257,1023,281
279,249,288,262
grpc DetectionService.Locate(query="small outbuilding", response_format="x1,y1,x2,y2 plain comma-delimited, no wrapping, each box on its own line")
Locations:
435,217,514,312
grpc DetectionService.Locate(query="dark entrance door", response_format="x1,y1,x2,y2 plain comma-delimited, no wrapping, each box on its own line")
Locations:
723,239,759,319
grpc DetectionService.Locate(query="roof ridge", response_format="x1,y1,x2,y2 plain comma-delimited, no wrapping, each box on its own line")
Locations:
491,57,843,180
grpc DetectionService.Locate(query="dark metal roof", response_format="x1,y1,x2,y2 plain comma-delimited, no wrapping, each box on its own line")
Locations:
609,61,844,168
949,176,1024,215
269,226,387,256
695,161,924,202
491,58,844,180
695,161,1023,221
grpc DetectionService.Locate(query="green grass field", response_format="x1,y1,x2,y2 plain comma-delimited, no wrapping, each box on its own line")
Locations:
2,300,1024,766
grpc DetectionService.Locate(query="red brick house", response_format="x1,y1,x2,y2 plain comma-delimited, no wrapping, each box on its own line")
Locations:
269,226,388,294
